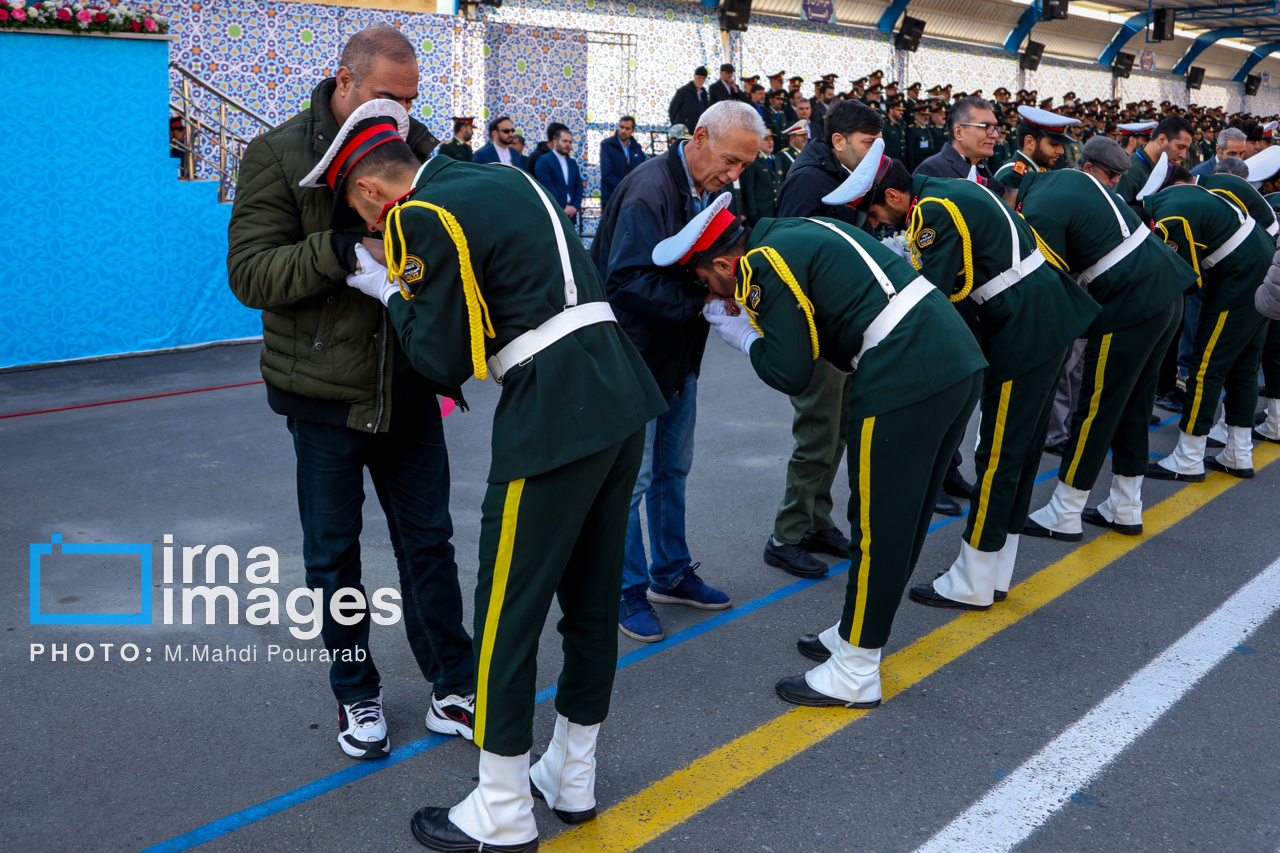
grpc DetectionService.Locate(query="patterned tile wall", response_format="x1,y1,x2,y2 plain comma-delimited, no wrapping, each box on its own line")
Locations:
905,38,1017,96
739,13,896,88
1025,57,1116,103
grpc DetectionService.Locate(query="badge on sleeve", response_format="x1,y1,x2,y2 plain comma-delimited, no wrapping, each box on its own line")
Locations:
914,228,937,249
747,284,762,310
1012,161,1027,175
403,255,425,284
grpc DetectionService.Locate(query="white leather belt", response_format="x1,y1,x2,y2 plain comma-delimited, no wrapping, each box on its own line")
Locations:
969,250,1046,305
852,278,933,370
1078,224,1151,287
487,302,617,384
1203,216,1256,269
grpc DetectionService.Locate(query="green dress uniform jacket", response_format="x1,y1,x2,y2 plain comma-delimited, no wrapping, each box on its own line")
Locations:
882,118,906,163
740,217,988,418
777,145,801,179
1198,173,1280,237
993,150,1043,191
906,121,936,172
907,174,1101,381
1016,169,1195,335
435,138,474,162
740,153,785,224
929,123,948,153
383,157,666,483
1114,147,1156,203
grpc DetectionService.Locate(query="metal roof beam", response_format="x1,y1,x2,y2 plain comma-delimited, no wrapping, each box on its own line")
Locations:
1233,40,1280,81
1172,27,1243,75
1098,12,1151,66
878,0,912,33
1176,1,1279,22
1004,4,1040,51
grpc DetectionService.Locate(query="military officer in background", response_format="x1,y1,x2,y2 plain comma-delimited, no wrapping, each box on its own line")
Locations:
740,132,785,224
863,160,1100,612
654,147,987,709
1114,115,1194,203
1144,157,1275,482
437,117,475,162
777,119,808,177
993,105,1080,190
306,99,666,853
906,102,937,172
929,101,949,151
1015,138,1194,541
882,96,907,162
1117,120,1156,157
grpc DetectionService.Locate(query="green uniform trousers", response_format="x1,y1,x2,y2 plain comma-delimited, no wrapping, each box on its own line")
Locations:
840,373,981,648
964,353,1068,553
1059,300,1182,488
773,360,851,544
472,429,645,756
1261,320,1280,398
1182,305,1269,435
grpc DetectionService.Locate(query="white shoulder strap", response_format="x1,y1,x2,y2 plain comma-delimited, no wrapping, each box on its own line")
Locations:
804,218,897,299
506,165,579,306
973,181,1023,272
1077,170,1131,238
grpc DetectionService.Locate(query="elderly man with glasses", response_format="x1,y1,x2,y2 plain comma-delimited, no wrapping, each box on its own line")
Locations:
913,96,1010,196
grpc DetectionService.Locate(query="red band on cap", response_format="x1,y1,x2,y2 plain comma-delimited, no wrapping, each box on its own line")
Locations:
680,207,738,265
325,122,401,190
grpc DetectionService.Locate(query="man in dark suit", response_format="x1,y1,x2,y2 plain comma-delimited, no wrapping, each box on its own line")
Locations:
533,126,584,224
473,115,528,168
708,62,746,105
600,115,646,207
669,66,711,131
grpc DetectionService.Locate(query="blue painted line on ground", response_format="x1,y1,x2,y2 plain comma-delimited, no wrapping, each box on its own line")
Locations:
142,412,1185,853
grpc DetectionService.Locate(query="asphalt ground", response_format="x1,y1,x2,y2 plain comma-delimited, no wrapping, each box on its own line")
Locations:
2,339,1278,853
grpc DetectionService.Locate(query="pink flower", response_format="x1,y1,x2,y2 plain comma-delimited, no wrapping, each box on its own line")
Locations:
143,16,156,31
56,7,70,19
12,6,25,18
75,9,92,21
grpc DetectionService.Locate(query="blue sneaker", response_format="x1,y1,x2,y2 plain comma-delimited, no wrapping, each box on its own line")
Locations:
619,587,664,643
647,564,731,610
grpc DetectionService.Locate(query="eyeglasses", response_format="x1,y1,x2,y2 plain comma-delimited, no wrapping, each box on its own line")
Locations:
1092,164,1121,181
956,122,1002,137
498,127,515,134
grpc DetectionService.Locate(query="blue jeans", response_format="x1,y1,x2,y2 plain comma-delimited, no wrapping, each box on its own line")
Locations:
288,411,475,704
1177,289,1204,379
622,372,698,595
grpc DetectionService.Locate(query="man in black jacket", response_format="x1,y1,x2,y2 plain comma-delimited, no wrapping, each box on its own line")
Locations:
669,66,711,131
708,63,747,105
760,101,883,579
590,101,765,642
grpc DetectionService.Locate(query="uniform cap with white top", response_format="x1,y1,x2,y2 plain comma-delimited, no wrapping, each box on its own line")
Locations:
1137,152,1169,201
782,120,809,137
299,98,411,229
1245,145,1280,186
651,193,741,268
1015,105,1080,146
820,138,887,209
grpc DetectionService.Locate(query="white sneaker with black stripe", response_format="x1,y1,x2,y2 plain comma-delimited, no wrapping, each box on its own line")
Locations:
338,689,390,759
425,692,476,740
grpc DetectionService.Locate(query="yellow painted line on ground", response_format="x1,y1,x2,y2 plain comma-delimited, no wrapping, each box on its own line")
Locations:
544,443,1280,853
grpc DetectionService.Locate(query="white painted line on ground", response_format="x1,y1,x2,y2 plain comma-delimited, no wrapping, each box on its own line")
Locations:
913,554,1280,853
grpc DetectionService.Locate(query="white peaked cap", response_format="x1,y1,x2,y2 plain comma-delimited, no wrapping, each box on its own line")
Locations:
651,193,736,267
782,120,809,136
1136,152,1169,201
299,98,411,189
1117,121,1158,134
1245,145,1280,185
821,138,886,207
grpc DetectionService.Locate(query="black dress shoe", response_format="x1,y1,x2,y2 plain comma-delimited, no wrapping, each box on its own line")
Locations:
1145,461,1205,482
1254,429,1280,444
1082,507,1142,536
1043,439,1069,457
530,767,596,824
801,526,851,557
1204,457,1254,479
943,474,973,499
934,494,962,516
993,589,1007,602
775,675,880,709
1257,409,1268,425
1021,517,1083,542
410,806,538,852
797,632,832,662
1206,436,1225,449
763,539,829,578
1154,390,1186,412
908,584,991,611
1150,413,1163,426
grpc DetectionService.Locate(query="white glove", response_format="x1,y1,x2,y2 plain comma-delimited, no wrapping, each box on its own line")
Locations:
702,302,761,356
346,244,399,306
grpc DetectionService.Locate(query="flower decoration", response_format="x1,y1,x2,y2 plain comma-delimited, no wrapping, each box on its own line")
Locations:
0,1,170,35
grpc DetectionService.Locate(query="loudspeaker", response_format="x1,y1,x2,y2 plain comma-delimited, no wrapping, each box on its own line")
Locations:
1020,40,1045,71
1112,51,1134,78
1186,66,1205,90
719,0,751,32
1245,73,1262,96
895,16,925,52
1152,9,1176,41
1042,0,1069,20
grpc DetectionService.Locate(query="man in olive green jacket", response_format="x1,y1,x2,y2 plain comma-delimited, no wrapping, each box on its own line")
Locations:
227,26,477,760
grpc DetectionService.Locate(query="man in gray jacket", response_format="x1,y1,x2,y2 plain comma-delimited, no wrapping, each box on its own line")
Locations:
228,25,477,759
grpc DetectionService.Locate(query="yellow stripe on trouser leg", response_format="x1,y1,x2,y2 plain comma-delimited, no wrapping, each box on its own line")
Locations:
1188,311,1228,431
474,479,525,749
970,380,1012,546
1065,334,1111,486
846,416,875,643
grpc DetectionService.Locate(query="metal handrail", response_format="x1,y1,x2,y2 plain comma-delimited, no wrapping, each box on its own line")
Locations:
168,61,273,203
169,62,273,129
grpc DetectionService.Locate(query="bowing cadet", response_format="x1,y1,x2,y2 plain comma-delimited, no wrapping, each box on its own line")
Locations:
303,99,666,853
654,143,987,708
1143,157,1275,481
1016,138,1195,540
993,105,1080,190
863,160,1101,611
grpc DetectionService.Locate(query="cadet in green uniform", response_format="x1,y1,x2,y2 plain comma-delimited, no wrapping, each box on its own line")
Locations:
435,117,475,162
864,162,1100,610
993,105,1079,191
1114,115,1195,203
1015,140,1194,541
654,146,986,708
1144,160,1275,482
906,102,936,172
305,99,666,853
740,135,784,224
882,96,907,162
